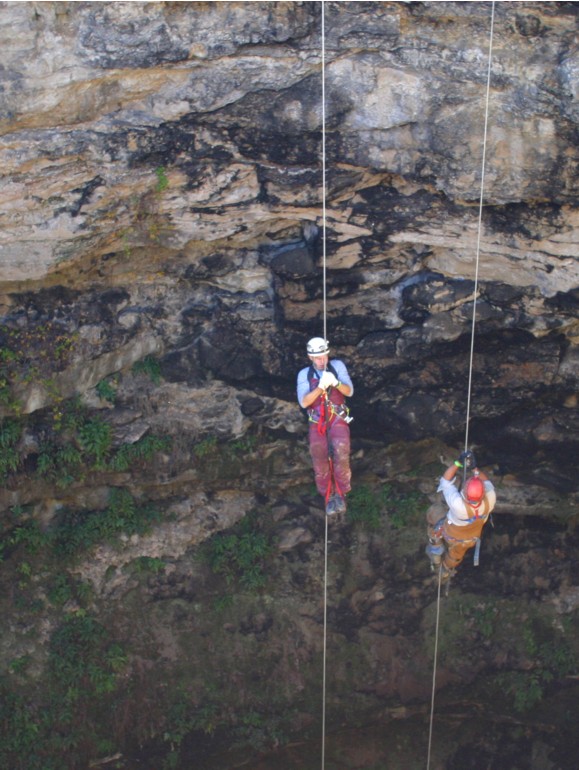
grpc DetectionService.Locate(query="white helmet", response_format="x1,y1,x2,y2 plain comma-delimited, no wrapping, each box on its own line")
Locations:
307,337,330,355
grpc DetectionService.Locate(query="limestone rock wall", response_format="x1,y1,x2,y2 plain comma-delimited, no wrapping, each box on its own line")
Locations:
1,2,576,479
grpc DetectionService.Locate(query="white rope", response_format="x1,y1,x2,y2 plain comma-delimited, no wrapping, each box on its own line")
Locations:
321,513,329,769
320,3,328,769
427,5,496,768
321,0,328,346
464,0,496,452
426,564,443,770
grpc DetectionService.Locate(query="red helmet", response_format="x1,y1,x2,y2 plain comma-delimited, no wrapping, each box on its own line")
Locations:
465,477,484,503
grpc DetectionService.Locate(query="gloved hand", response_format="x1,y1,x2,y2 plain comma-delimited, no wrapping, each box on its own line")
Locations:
319,371,339,390
458,450,477,469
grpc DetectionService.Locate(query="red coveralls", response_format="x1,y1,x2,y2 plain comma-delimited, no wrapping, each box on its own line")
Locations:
307,371,351,502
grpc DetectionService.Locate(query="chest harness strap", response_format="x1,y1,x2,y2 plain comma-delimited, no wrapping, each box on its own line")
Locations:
432,497,491,567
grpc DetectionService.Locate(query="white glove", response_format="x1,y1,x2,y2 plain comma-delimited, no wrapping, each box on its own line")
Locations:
319,371,339,390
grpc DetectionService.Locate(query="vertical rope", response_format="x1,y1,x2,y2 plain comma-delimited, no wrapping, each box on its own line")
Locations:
464,0,496,451
426,564,443,770
321,513,329,770
320,5,328,769
321,0,328,345
428,6,496,768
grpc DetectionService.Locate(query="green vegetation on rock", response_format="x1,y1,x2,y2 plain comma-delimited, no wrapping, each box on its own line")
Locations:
204,513,272,592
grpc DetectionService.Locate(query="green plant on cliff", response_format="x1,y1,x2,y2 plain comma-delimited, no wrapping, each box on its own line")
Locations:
36,440,84,488
7,519,48,555
96,376,118,404
0,612,127,768
191,432,259,467
0,324,77,399
0,679,51,770
49,611,128,698
346,484,384,529
194,434,218,458
427,592,579,711
30,399,170,486
8,655,32,677
232,709,288,753
0,347,20,411
491,613,578,713
161,692,221,769
46,612,128,757
345,482,426,530
474,601,497,639
59,395,87,430
78,417,112,468
132,354,162,385
155,166,169,193
109,433,172,472
129,555,166,575
205,514,272,591
46,572,76,606
35,395,170,483
498,670,545,713
47,572,93,607
51,488,161,559
383,483,427,529
228,434,258,456
0,418,22,480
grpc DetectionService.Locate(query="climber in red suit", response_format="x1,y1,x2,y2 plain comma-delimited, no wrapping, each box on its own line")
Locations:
297,337,353,516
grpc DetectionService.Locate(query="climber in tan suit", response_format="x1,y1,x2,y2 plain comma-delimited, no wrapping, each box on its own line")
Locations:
425,450,497,580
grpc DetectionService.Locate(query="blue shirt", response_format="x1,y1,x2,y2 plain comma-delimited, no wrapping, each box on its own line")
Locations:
296,359,353,408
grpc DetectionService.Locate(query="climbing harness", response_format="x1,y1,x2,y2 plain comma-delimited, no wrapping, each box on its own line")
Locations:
437,526,485,564
314,394,351,432
306,364,352,433
463,495,491,523
426,3,496,769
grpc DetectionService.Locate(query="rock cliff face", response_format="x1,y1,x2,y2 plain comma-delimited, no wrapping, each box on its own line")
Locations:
0,3,578,769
